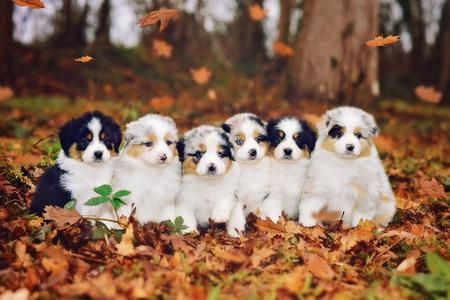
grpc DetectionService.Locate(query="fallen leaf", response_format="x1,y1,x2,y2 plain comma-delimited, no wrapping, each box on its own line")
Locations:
137,8,179,32
0,86,14,102
214,248,247,265
418,177,447,199
248,4,266,21
251,248,276,267
255,218,286,233
13,0,45,9
304,253,335,280
273,41,294,57
43,206,81,230
148,96,174,110
340,220,375,251
366,35,400,47
116,223,135,256
0,288,30,300
74,56,93,63
190,67,212,85
153,39,173,58
15,241,32,267
414,85,442,104
0,175,19,196
396,249,421,274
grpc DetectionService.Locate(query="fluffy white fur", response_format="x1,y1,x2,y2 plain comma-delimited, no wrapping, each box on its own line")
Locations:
176,125,240,236
109,114,181,225
298,106,396,228
223,113,271,236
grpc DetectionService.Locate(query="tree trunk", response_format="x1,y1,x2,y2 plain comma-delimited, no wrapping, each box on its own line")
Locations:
95,0,111,46
0,0,14,86
278,0,295,43
290,0,379,107
439,0,450,104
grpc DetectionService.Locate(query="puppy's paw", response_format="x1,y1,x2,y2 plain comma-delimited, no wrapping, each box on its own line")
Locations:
299,216,317,227
211,209,231,223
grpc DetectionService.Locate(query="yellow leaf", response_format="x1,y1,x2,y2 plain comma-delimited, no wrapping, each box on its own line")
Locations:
116,223,135,256
366,35,400,47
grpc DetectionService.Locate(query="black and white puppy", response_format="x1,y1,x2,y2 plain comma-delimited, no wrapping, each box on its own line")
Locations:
175,125,240,236
30,111,122,217
260,117,316,222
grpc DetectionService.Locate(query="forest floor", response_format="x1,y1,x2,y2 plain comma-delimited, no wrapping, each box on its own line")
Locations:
0,96,449,299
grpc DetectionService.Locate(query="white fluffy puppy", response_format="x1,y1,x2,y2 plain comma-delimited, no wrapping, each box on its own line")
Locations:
299,106,396,228
176,125,240,236
110,114,181,225
222,113,271,236
260,117,316,223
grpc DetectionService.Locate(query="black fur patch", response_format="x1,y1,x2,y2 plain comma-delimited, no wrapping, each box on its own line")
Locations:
176,138,185,162
249,116,265,128
296,121,317,152
266,118,283,148
328,124,344,139
221,123,231,133
220,132,235,161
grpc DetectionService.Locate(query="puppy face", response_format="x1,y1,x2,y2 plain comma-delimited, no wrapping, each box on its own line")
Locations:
222,113,267,163
317,106,379,159
177,125,234,177
267,117,316,162
59,111,122,164
123,114,178,166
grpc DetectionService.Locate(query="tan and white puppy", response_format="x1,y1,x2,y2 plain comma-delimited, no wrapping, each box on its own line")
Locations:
222,113,271,236
110,114,181,225
176,125,240,236
299,106,396,228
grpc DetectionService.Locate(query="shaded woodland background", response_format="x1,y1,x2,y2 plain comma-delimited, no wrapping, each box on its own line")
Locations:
1,0,449,108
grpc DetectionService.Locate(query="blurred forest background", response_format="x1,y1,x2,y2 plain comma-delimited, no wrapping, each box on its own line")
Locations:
0,0,449,110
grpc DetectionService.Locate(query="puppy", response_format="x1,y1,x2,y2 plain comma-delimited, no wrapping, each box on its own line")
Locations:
260,117,316,223
299,106,396,228
222,113,271,236
176,125,240,236
110,114,181,224
30,111,122,217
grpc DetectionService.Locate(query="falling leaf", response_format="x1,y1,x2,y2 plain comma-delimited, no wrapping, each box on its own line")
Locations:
116,223,135,256
0,86,14,102
366,35,400,47
396,249,421,274
0,288,30,300
414,85,442,104
418,177,447,199
43,206,81,230
137,8,179,32
153,39,173,58
273,41,294,57
13,0,45,9
74,56,93,63
304,253,335,280
248,4,266,21
190,67,212,85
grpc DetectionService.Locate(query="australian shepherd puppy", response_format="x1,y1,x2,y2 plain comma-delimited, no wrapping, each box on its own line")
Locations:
176,125,240,236
110,114,181,224
30,111,122,216
299,106,396,228
222,113,271,236
259,117,316,223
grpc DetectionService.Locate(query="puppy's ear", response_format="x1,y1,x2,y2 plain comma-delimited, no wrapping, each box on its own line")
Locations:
176,138,185,162
123,133,135,149
299,121,317,153
104,118,122,153
58,117,80,155
266,119,280,147
221,123,231,133
362,113,379,137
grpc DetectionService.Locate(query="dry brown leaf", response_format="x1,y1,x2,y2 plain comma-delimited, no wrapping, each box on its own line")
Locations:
396,249,421,274
0,288,30,300
340,220,375,251
148,96,174,110
43,206,81,230
15,241,32,267
74,56,93,63
116,223,135,256
313,209,342,222
414,85,442,104
137,8,179,32
255,218,286,233
190,67,212,85
366,35,400,47
304,253,335,280
251,248,276,267
153,39,173,58
273,41,294,57
248,4,266,21
418,177,447,199
214,248,247,265
13,0,45,9
0,175,19,196
0,86,14,102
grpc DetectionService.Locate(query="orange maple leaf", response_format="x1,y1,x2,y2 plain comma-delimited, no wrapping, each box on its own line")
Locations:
153,39,173,58
366,35,400,47
137,8,179,32
248,4,266,21
273,41,294,57
190,67,212,85
74,56,93,63
13,0,45,9
414,85,442,104
418,177,447,199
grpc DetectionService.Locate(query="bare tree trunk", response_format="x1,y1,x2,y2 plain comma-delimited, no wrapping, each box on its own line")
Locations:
278,0,295,43
95,0,111,46
0,0,14,86
290,0,379,107
439,0,450,104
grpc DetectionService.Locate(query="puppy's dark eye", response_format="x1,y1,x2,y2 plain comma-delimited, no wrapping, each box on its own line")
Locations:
218,151,225,158
255,135,265,143
235,138,244,146
166,140,173,146
143,142,153,147
355,132,363,139
79,139,89,149
277,130,285,139
195,151,204,159
328,125,344,139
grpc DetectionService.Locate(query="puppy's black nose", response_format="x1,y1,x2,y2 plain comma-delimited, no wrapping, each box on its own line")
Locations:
346,144,355,152
160,153,167,161
208,164,217,172
248,148,257,157
94,151,103,159
283,148,292,156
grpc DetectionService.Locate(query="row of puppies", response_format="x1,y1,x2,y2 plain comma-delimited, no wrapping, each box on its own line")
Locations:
30,107,396,236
